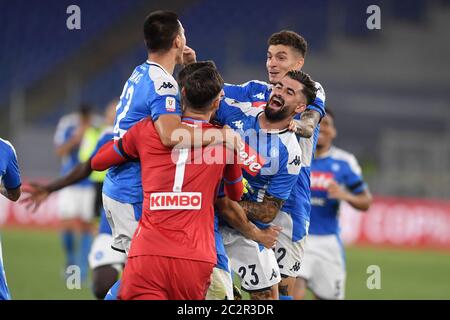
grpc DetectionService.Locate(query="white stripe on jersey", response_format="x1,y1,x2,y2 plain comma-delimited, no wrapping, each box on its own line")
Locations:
223,97,263,118
147,61,179,97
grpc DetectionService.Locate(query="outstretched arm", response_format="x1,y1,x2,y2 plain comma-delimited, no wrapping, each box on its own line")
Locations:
21,159,94,212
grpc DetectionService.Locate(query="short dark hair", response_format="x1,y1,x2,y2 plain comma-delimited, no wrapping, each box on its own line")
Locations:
285,70,317,105
178,61,217,89
78,103,92,117
268,30,307,57
183,66,224,111
143,11,180,52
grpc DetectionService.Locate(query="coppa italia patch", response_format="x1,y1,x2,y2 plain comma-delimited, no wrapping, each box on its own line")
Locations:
149,192,202,210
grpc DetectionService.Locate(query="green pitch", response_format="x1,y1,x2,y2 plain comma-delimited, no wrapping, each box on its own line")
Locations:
1,228,450,300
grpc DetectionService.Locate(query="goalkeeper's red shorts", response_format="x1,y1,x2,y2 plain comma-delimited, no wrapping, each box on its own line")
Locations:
118,255,214,300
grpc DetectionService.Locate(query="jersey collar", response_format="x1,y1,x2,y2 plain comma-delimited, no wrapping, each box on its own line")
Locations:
146,60,170,76
256,112,290,135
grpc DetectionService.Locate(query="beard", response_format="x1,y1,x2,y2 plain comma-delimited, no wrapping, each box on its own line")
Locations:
265,95,290,122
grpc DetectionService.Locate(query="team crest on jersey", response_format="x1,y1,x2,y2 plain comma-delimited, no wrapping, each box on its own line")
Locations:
165,96,176,112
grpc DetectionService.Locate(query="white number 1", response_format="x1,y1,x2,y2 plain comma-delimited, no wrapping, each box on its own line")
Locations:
173,148,189,192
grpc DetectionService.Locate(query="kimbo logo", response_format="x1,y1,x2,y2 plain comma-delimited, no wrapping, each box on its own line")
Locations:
150,192,202,210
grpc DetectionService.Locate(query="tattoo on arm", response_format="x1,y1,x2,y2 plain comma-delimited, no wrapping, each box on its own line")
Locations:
239,195,284,224
295,110,321,138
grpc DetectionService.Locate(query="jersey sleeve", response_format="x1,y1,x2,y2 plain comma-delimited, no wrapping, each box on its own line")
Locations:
148,75,182,121
3,144,21,189
266,148,301,201
90,131,113,159
224,80,271,102
223,160,244,201
307,81,326,119
266,170,298,201
343,155,367,194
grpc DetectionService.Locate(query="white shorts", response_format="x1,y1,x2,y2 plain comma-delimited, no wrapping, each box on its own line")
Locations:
57,185,95,222
298,234,346,300
221,226,281,292
102,194,140,255
88,233,127,270
272,211,308,278
206,267,234,300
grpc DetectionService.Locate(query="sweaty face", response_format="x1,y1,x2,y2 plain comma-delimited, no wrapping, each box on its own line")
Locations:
265,76,306,122
266,44,303,84
317,114,336,148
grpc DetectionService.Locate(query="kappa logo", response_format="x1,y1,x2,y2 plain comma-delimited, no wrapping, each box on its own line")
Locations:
289,156,301,166
290,262,301,273
232,120,244,130
158,82,174,90
252,92,265,100
150,192,202,210
269,269,278,281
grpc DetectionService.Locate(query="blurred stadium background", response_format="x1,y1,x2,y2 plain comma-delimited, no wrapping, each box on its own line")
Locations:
0,0,449,299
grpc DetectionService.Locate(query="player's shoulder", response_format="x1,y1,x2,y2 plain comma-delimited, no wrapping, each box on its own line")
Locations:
329,146,361,174
222,97,264,118
314,81,326,101
0,137,17,159
56,113,79,129
147,62,179,96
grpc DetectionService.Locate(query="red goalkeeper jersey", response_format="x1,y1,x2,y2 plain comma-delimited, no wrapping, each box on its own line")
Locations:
110,117,242,265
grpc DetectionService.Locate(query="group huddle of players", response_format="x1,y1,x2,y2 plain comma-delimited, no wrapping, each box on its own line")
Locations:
1,10,372,301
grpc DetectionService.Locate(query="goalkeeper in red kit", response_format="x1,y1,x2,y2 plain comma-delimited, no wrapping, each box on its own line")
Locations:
91,65,244,300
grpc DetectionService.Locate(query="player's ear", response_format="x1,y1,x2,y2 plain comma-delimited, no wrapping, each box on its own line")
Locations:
174,34,182,49
294,57,304,70
181,87,187,98
294,102,307,114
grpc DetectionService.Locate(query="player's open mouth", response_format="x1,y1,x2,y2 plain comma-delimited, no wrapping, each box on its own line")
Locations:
268,96,284,109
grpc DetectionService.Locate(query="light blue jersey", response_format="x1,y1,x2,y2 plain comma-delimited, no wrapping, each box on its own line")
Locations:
102,61,181,204
215,98,302,231
0,138,22,300
223,79,326,241
310,146,367,235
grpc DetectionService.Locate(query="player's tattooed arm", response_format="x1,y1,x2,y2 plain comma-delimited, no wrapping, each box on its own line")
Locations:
239,195,284,224
289,109,321,138
215,197,281,248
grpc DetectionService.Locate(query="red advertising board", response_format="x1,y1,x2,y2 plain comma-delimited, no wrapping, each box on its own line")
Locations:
1,192,450,250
